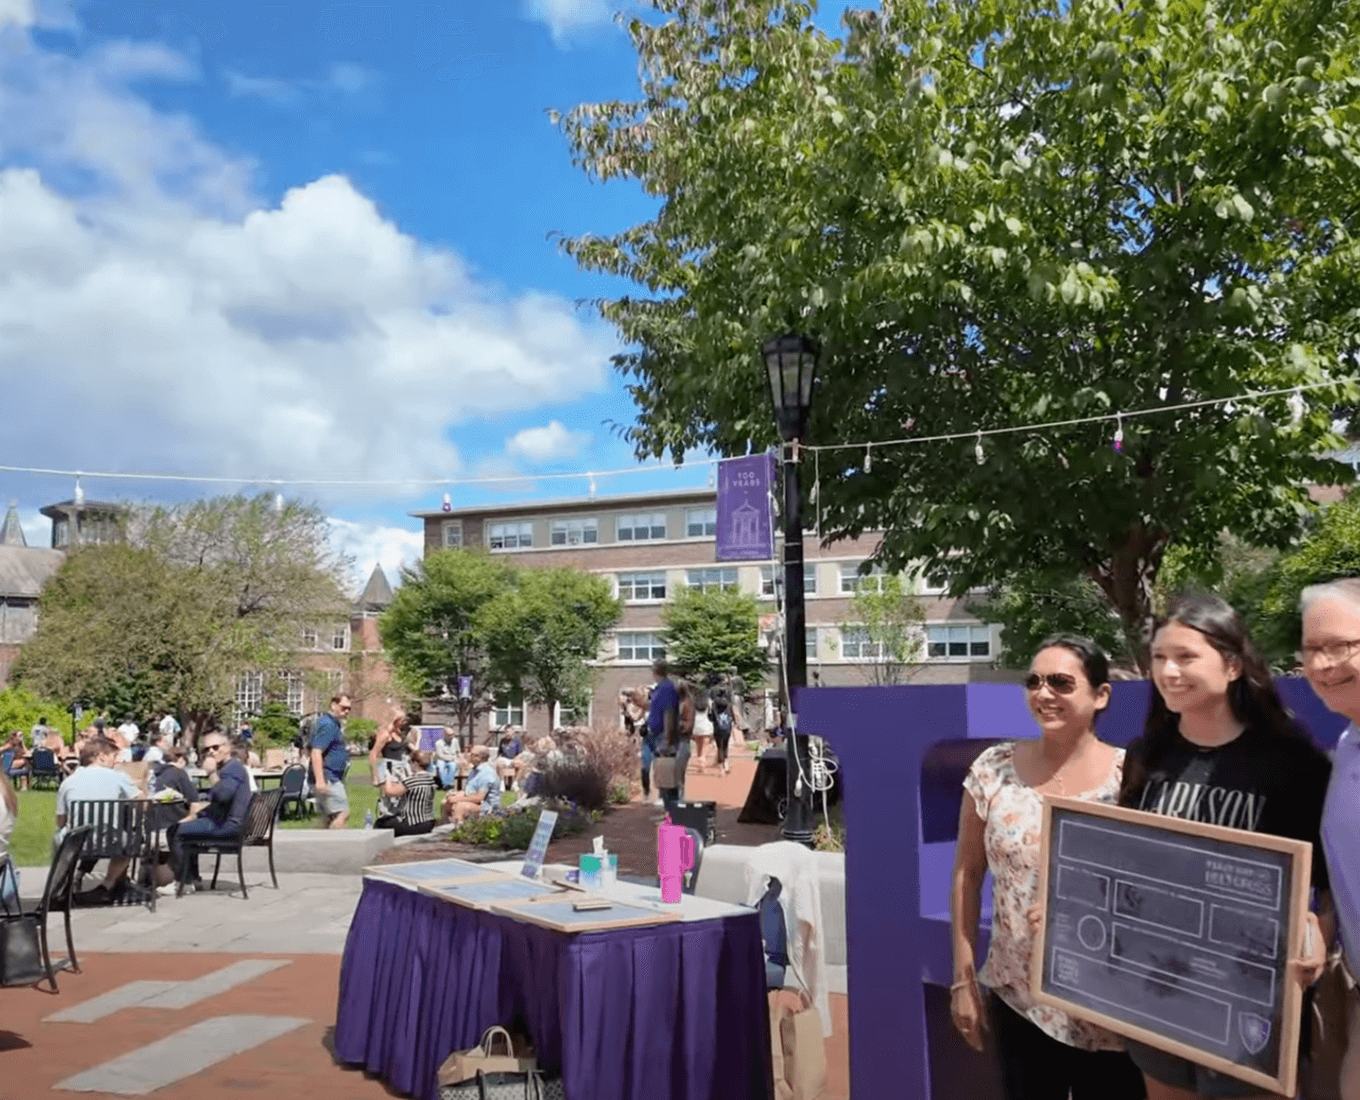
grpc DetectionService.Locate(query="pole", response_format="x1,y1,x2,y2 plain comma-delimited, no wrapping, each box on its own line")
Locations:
781,441,815,845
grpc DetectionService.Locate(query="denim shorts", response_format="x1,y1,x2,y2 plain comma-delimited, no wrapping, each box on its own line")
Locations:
318,779,349,816
1127,1041,1264,1098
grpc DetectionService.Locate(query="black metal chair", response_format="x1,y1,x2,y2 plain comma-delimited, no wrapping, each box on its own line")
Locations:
277,764,310,820
28,748,63,789
1,826,92,993
179,787,285,899
68,798,159,912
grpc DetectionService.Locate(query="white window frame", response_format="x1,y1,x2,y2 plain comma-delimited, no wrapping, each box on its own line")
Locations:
550,516,598,546
617,571,667,603
331,624,349,651
283,671,305,716
761,564,818,598
921,566,952,595
686,567,739,593
926,623,993,661
840,626,888,661
554,699,591,728
493,691,525,728
616,512,667,541
617,631,666,662
685,507,717,538
442,521,463,548
488,521,533,551
806,627,819,661
840,562,888,594
235,671,264,722
302,628,318,649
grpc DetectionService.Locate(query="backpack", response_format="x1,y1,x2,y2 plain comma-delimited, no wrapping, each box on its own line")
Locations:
714,709,733,734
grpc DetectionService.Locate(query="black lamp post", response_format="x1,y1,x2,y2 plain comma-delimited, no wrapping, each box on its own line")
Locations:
763,332,818,846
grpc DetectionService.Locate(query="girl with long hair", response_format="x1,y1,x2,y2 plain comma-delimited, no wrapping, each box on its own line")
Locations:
952,635,1146,1100
1119,594,1330,1100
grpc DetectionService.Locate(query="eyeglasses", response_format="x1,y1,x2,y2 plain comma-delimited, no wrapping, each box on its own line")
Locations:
1297,639,1360,666
1024,672,1080,695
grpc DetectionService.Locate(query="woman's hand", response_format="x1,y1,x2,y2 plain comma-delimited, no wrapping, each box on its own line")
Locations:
950,977,987,1052
1292,912,1327,987
1026,904,1043,939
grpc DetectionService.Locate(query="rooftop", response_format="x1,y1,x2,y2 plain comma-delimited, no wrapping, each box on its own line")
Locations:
0,544,65,598
409,485,716,521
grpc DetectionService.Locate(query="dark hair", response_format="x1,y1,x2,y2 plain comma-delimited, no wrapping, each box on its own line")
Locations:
1033,634,1112,714
228,736,250,762
81,737,116,766
1120,593,1314,803
652,658,668,676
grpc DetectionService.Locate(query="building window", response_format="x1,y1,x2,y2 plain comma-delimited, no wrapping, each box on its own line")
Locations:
488,521,533,550
926,624,992,660
302,628,318,649
840,627,888,661
617,631,666,662
235,672,264,721
761,564,818,598
617,512,666,541
282,672,305,716
807,627,819,660
555,700,590,728
331,625,349,651
442,521,462,548
840,562,888,594
493,692,524,728
686,568,739,593
53,518,69,549
686,507,717,538
617,571,667,602
922,566,952,595
549,517,598,545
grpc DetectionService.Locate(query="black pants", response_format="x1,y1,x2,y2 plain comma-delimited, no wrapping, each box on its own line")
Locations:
713,727,732,764
374,815,434,837
989,995,1146,1100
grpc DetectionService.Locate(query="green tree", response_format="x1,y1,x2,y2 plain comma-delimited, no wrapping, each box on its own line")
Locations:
14,495,349,734
837,573,928,685
661,584,766,685
557,0,1360,669
485,567,623,726
970,572,1138,670
0,687,78,744
380,549,518,742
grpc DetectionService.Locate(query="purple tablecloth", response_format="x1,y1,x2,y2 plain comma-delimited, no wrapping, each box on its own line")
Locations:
334,878,773,1100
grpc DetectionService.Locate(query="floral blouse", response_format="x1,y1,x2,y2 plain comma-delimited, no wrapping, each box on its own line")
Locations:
963,741,1127,1051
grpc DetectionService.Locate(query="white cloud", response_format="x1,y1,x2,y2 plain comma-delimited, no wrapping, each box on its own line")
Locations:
0,31,615,504
328,518,423,592
224,61,374,104
505,420,592,464
0,0,35,30
522,0,619,48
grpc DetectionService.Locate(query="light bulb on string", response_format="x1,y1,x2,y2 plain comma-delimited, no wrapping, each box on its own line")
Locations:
587,473,597,499
274,493,284,514
809,479,819,504
73,475,84,506
1113,414,1125,454
1289,389,1306,426
863,444,872,474
975,432,985,465
708,467,715,488
441,492,452,512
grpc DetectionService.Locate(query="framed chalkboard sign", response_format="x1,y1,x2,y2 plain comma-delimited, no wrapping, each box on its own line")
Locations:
1031,796,1312,1097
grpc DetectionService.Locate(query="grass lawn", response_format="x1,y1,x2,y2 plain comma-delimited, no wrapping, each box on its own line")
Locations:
6,758,384,867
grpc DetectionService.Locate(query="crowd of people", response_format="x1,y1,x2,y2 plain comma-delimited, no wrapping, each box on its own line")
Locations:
948,586,1360,1100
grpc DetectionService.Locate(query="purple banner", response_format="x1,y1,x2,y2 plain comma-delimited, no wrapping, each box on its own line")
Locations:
715,454,776,561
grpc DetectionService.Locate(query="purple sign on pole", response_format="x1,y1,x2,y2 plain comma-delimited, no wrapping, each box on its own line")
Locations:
715,454,776,561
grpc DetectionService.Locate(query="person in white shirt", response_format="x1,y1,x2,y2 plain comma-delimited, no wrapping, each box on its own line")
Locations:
432,727,462,789
142,730,169,766
158,712,181,747
117,718,139,742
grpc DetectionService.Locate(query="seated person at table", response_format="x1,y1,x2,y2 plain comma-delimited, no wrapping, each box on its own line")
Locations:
432,727,462,789
375,751,437,836
55,736,143,903
495,729,522,789
168,734,253,892
4,731,31,789
145,747,198,888
142,729,171,766
442,746,502,824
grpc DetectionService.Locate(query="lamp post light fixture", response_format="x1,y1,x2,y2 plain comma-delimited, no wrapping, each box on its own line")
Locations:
762,332,819,847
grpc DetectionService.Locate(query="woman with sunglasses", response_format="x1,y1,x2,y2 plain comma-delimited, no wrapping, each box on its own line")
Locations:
952,635,1146,1100
1119,594,1330,1100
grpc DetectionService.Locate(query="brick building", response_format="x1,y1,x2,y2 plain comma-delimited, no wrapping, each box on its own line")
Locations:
411,486,1014,739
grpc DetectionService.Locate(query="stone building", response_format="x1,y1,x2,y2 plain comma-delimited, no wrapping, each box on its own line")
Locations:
0,502,65,684
410,486,1013,740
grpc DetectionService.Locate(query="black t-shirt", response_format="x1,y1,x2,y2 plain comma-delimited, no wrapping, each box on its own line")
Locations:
1121,724,1332,891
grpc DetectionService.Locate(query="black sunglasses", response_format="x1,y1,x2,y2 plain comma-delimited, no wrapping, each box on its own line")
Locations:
1024,672,1080,695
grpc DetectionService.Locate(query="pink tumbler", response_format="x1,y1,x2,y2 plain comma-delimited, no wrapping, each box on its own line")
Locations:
656,815,694,904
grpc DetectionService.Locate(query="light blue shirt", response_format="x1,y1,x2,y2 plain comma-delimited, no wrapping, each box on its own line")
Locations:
1322,723,1360,964
464,762,502,816
55,765,141,827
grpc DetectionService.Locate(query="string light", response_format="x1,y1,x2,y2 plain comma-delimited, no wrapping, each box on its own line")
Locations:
975,431,985,465
274,493,284,514
0,379,1345,494
1289,388,1306,426
1113,414,1124,454
73,476,84,506
587,473,597,499
441,492,452,512
863,444,872,474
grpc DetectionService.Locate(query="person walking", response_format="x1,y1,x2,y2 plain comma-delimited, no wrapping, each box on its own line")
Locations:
658,679,695,811
310,693,352,829
951,635,1146,1100
643,659,677,806
1119,595,1329,1100
708,675,736,775
691,680,713,771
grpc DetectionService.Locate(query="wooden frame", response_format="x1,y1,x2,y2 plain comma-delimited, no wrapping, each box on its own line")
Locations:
491,895,682,933
1030,795,1312,1097
416,875,564,910
362,858,503,889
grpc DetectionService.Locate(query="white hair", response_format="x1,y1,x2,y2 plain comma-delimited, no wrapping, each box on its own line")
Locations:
1300,578,1360,614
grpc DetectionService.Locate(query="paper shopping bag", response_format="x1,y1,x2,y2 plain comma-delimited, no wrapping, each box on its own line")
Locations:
779,991,827,1100
437,1027,537,1085
652,756,678,788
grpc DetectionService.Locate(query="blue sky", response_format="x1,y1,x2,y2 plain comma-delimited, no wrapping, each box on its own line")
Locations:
2,0,838,584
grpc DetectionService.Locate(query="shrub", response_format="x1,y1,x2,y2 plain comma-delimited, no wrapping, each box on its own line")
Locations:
561,721,639,784
609,782,631,805
450,800,589,849
538,754,610,812
0,687,74,743
347,717,379,746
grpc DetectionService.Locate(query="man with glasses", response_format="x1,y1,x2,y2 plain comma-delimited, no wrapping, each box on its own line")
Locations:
311,693,352,829
166,734,252,895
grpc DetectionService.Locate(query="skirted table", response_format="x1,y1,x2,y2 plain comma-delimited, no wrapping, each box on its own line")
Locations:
334,876,773,1100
